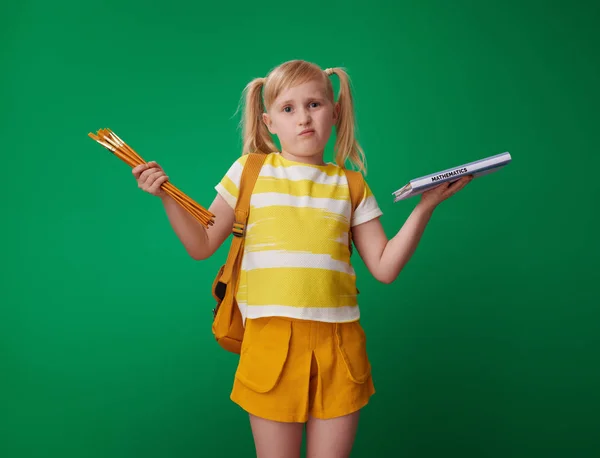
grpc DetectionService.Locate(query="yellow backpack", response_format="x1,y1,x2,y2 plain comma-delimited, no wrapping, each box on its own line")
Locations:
211,152,365,354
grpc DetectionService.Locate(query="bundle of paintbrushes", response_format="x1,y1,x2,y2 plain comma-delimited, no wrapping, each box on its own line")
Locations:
88,128,214,228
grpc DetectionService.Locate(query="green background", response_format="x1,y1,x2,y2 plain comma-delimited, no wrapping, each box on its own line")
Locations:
2,0,599,457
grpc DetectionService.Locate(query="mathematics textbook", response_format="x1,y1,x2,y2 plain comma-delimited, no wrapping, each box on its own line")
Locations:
392,152,512,202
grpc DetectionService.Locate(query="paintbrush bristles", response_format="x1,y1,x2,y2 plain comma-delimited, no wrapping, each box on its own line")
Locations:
89,128,215,228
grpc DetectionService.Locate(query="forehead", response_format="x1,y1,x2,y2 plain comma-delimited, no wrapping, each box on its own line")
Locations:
274,80,328,104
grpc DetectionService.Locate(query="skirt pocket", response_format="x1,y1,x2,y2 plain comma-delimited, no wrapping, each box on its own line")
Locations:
235,317,292,393
335,321,372,384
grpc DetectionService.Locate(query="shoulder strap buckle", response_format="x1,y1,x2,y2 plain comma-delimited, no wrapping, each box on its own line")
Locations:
232,222,245,237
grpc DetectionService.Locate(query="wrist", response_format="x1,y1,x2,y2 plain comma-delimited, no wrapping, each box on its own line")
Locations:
415,200,436,216
415,201,436,218
159,193,173,205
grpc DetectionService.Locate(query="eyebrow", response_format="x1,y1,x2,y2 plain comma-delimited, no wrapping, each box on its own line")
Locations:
277,96,326,107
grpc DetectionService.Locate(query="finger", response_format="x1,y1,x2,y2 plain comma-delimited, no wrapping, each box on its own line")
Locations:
139,167,159,184
447,176,470,191
132,163,148,177
461,175,474,185
149,174,169,194
137,166,157,182
147,161,162,170
138,170,155,189
459,175,473,187
431,183,448,193
147,170,165,185
142,171,165,192
435,181,452,196
447,178,470,196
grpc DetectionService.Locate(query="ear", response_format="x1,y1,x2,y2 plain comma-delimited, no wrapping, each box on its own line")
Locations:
262,113,277,134
332,102,341,123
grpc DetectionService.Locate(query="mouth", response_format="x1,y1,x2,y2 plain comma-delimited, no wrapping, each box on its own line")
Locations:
299,129,315,136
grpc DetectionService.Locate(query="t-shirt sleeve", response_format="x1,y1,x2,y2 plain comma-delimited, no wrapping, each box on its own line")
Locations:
351,180,383,227
214,155,248,209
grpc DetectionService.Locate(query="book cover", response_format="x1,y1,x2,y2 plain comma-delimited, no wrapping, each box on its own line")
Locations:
392,152,512,202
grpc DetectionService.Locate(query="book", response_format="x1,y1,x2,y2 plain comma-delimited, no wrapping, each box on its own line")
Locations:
392,151,512,202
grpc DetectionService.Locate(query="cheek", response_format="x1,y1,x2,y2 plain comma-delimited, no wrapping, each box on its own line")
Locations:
316,112,334,129
280,124,296,138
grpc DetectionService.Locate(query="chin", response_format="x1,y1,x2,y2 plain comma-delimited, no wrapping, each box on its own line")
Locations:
291,150,324,160
287,144,326,157
295,150,320,157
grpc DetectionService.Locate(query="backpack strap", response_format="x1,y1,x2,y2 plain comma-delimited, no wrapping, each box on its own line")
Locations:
218,152,267,286
344,168,365,255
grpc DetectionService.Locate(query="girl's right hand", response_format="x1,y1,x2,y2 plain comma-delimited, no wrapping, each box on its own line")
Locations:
132,161,169,198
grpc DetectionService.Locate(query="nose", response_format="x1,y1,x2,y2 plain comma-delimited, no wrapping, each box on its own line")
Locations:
298,107,312,125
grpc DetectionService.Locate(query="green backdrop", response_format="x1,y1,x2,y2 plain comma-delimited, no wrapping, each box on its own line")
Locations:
2,0,599,457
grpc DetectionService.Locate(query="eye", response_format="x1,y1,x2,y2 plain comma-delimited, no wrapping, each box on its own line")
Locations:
283,106,293,113
310,102,320,108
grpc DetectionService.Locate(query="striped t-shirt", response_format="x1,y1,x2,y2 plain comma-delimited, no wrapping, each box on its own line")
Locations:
215,152,383,324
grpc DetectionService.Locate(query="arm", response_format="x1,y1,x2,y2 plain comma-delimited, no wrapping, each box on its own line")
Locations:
161,193,234,260
133,160,234,261
352,203,433,284
352,175,473,284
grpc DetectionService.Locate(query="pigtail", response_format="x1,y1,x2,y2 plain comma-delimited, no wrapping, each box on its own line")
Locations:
240,77,278,156
325,68,367,174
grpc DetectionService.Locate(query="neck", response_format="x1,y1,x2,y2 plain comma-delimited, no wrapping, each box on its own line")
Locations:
280,149,326,166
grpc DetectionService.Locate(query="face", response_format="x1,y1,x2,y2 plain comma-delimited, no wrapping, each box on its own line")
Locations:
263,79,339,164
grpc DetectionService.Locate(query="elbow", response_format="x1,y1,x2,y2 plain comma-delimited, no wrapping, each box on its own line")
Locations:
376,272,395,284
376,268,400,284
189,248,210,261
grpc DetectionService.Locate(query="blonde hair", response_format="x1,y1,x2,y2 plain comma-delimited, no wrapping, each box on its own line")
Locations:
238,60,367,173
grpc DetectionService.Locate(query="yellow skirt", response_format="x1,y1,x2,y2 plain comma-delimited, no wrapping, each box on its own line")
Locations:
230,316,375,423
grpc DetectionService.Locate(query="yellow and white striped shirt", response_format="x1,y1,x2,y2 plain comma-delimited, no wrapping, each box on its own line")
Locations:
215,152,383,323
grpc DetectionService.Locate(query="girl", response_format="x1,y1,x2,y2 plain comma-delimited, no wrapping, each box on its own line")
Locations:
132,59,472,458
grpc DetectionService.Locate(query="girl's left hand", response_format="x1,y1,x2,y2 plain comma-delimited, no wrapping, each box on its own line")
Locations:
418,175,474,212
